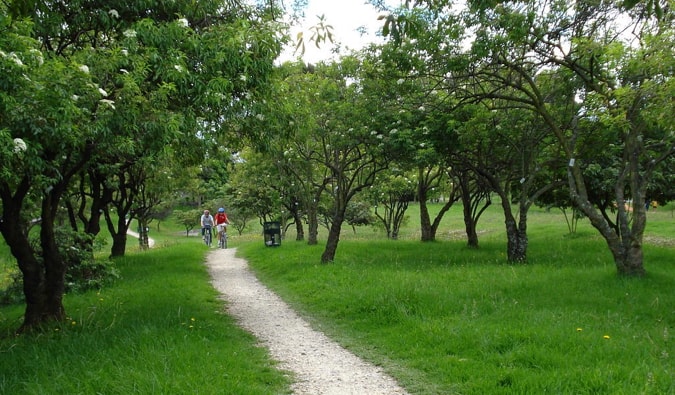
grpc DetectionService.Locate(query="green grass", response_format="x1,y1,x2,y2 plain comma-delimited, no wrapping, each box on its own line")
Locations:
0,243,291,394
234,202,674,394
0,242,16,292
238,238,673,394
0,202,673,394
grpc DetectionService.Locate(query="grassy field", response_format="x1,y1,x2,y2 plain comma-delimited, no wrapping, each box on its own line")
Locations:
0,202,673,394
0,242,291,394
238,203,673,394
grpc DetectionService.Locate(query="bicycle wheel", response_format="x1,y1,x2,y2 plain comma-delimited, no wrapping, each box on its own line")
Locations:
221,232,227,249
205,228,211,247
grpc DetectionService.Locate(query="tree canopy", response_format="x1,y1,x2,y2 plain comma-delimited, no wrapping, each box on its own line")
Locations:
0,0,287,331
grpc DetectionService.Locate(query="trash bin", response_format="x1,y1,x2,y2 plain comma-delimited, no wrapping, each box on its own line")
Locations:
263,221,281,247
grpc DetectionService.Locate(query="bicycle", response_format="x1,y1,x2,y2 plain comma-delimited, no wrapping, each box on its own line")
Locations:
203,225,212,247
217,224,228,249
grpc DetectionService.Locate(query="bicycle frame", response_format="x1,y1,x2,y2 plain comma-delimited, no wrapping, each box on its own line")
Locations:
203,225,212,247
217,224,228,249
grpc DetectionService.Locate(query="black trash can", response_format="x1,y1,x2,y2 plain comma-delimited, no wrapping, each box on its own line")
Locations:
263,221,281,246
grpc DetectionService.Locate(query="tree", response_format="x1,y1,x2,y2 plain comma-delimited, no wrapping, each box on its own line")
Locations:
380,0,675,275
0,10,121,331
461,0,674,273
368,172,415,239
359,40,461,242
1,0,286,331
265,62,333,245
266,58,393,260
310,59,392,262
453,165,492,248
344,199,377,234
454,103,565,261
225,151,282,227
175,209,201,237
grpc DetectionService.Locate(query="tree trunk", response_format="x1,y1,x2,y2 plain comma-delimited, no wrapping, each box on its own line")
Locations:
613,241,645,276
390,200,409,240
0,198,54,333
307,204,319,245
321,213,344,263
567,147,646,276
418,166,456,242
107,210,131,258
458,175,486,249
110,233,128,258
137,218,150,250
503,204,528,263
374,205,393,238
293,210,305,241
576,195,646,276
38,193,67,323
575,197,645,276
419,187,434,241
7,188,69,332
504,225,526,262
463,211,479,248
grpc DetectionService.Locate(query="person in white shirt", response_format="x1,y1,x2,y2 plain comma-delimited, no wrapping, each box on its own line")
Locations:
200,209,214,240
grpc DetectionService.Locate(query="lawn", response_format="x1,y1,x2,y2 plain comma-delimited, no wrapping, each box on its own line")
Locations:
0,244,291,394
238,203,674,394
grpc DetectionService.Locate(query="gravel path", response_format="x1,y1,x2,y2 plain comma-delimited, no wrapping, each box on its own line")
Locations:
206,248,410,395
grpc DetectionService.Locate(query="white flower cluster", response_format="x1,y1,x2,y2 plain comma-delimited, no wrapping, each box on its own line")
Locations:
29,49,43,66
2,49,44,67
0,51,24,66
94,85,116,109
13,138,27,153
99,99,116,109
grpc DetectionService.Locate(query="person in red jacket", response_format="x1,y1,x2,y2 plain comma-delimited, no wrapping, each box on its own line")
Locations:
215,207,230,248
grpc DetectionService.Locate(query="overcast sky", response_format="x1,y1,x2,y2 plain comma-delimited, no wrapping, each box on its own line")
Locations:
279,0,401,63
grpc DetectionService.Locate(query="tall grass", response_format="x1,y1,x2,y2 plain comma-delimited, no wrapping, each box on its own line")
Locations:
0,244,291,394
237,203,674,394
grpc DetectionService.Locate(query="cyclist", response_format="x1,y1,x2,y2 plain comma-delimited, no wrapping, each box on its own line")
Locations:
215,207,230,248
200,209,214,245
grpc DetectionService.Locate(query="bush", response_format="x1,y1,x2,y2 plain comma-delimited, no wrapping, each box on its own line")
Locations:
0,270,23,305
0,228,119,305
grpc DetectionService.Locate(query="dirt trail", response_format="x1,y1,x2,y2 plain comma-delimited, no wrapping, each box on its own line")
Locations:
205,248,409,395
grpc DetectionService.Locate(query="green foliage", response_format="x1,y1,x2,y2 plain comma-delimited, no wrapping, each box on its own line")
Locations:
0,228,119,304
1,0,288,329
294,14,334,55
225,206,253,236
344,200,376,228
65,258,120,295
57,229,119,294
174,209,202,236
0,270,22,305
